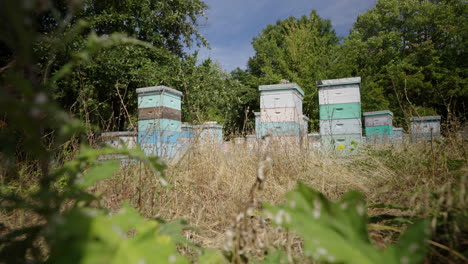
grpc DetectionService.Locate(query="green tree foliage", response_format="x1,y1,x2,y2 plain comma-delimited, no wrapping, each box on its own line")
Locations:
1,0,214,132
342,0,468,124
244,11,341,127
168,58,257,134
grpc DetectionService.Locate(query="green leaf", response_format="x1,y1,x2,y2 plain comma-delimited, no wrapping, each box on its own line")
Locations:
384,220,431,264
158,218,198,250
198,249,229,264
368,203,410,210
75,160,119,189
265,182,430,264
257,250,288,264
47,204,188,264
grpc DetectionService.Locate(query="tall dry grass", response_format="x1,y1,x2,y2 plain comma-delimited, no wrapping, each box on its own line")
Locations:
2,134,466,262
90,134,466,262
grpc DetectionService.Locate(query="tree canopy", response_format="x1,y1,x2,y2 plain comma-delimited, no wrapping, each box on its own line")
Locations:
342,0,467,125
244,11,341,127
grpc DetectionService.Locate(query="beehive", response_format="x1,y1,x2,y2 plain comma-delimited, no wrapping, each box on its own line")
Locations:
99,131,139,166
302,115,309,136
254,112,261,138
410,116,441,142
257,82,305,138
318,77,361,105
136,86,183,157
307,133,321,149
321,134,362,153
194,121,223,145
257,122,303,137
363,110,393,127
392,127,404,144
318,77,362,152
363,110,395,144
393,127,403,136
100,131,138,149
320,119,362,135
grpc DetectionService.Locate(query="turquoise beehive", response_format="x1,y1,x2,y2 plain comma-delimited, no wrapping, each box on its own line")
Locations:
136,86,183,158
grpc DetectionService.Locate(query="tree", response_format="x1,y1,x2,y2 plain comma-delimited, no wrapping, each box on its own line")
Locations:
342,0,468,125
1,0,210,132
245,10,341,128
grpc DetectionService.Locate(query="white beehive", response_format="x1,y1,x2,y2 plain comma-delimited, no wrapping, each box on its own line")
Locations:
317,77,361,105
363,110,393,127
410,116,441,135
320,119,362,135
259,83,304,111
260,107,302,123
100,131,138,149
257,82,305,138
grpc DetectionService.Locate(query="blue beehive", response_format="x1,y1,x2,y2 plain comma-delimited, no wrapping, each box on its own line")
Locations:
136,86,183,158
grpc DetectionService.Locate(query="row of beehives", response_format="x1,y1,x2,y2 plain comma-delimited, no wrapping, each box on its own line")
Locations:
100,80,444,160
364,110,441,144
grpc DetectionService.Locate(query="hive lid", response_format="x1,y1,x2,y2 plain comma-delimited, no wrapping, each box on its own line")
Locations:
193,121,223,129
136,86,183,97
317,77,361,88
100,131,138,137
363,110,393,117
258,83,305,96
182,124,194,129
409,116,441,121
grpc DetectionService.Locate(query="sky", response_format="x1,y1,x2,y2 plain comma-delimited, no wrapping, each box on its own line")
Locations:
193,0,377,72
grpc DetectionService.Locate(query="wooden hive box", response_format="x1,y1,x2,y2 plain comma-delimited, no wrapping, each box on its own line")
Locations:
410,116,441,135
317,77,361,105
363,110,393,127
320,118,363,136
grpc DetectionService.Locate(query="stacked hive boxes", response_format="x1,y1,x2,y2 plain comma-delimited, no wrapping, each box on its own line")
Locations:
136,86,183,158
257,82,305,138
410,116,441,142
318,77,362,151
363,110,394,143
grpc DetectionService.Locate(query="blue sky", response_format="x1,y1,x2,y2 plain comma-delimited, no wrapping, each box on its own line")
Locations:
194,0,377,72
